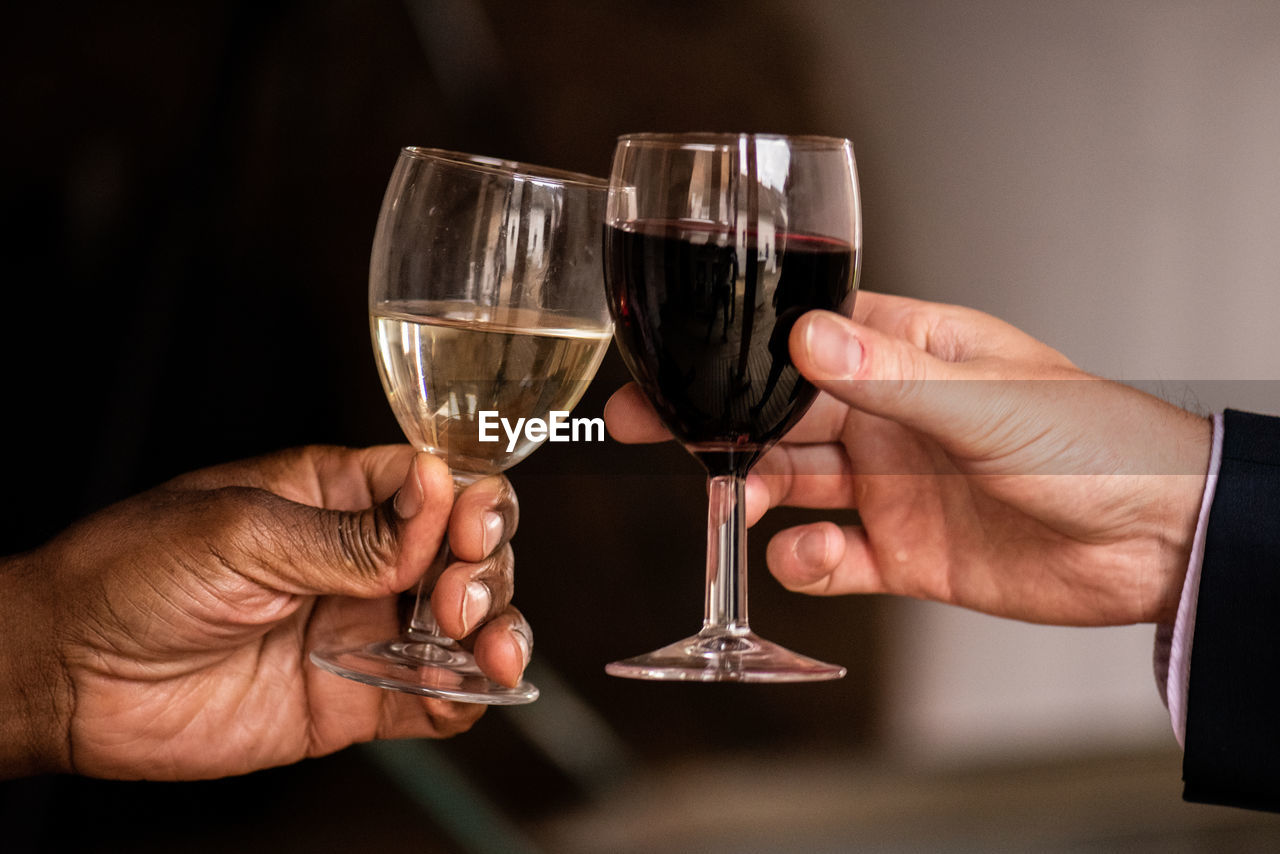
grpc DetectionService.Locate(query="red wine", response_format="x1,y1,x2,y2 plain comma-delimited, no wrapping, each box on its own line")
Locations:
605,220,857,474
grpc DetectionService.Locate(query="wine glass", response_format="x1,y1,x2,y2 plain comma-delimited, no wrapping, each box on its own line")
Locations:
310,147,613,704
603,133,861,682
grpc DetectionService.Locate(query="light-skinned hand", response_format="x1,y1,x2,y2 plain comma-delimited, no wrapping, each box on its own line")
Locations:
605,291,1212,627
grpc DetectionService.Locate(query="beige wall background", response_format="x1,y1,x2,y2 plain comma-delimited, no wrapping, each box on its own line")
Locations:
792,0,1280,761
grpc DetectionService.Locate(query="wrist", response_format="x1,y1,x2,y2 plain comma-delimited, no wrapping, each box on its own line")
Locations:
0,549,73,778
1147,411,1215,624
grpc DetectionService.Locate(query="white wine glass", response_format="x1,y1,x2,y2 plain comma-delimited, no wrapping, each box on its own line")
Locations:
603,133,861,682
310,147,612,704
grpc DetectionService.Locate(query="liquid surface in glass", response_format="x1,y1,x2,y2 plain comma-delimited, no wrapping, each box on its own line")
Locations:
605,220,856,471
373,299,611,474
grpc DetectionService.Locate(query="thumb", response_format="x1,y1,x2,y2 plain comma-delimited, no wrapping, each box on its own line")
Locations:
789,310,1002,457
233,452,454,598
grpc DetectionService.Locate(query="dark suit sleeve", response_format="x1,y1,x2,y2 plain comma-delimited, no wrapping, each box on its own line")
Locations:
1183,409,1280,811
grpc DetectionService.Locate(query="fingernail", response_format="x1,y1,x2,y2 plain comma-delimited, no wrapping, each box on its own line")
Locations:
481,511,503,555
804,313,862,377
393,462,425,519
796,526,830,569
459,581,491,635
513,628,532,669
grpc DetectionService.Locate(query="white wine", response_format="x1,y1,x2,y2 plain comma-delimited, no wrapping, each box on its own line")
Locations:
372,299,612,475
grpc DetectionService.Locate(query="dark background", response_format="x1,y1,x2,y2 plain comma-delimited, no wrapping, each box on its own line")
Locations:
1,2,878,850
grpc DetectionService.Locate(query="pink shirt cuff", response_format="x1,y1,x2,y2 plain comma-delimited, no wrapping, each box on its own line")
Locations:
1155,412,1223,748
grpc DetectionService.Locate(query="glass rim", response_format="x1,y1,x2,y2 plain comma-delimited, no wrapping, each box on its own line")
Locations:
400,146,609,190
615,132,853,150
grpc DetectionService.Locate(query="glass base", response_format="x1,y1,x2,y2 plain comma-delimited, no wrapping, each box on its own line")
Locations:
605,628,847,683
310,633,539,705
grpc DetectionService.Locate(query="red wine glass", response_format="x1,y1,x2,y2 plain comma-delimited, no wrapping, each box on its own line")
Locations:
604,133,861,681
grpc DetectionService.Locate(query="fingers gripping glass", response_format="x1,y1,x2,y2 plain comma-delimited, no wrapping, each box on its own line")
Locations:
310,148,613,704
603,133,861,682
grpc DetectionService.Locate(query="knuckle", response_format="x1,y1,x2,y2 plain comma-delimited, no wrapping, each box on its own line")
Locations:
873,341,930,410
900,310,938,353
759,448,795,506
477,546,516,602
256,445,327,490
923,316,966,363
332,503,398,584
491,542,515,574
446,707,483,735
493,476,520,532
424,699,482,735
509,611,533,648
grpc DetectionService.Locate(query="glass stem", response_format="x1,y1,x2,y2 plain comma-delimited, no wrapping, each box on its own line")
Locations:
407,469,482,641
703,473,749,636
407,546,452,639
